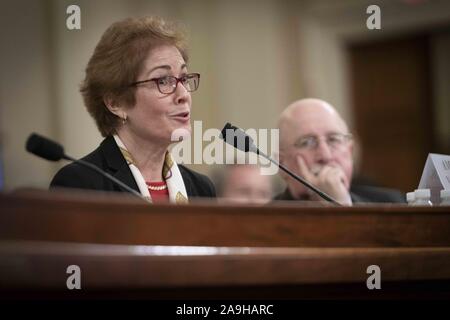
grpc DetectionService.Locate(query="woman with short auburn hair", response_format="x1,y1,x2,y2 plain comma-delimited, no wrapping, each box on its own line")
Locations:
51,16,216,203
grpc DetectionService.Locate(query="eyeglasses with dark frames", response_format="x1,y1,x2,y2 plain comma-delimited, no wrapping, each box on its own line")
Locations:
130,73,200,94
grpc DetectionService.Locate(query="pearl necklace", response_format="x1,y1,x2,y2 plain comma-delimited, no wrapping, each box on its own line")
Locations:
147,184,167,191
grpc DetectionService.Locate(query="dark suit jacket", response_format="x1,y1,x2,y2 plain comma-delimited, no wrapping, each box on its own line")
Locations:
50,136,216,198
349,184,405,203
274,185,405,204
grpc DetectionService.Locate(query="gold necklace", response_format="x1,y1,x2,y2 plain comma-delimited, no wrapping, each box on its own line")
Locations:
147,184,167,191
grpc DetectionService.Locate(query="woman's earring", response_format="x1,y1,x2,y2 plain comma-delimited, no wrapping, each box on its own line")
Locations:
122,115,127,125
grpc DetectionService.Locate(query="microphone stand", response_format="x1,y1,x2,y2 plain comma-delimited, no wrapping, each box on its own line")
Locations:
26,133,143,201
256,149,341,205
62,154,144,200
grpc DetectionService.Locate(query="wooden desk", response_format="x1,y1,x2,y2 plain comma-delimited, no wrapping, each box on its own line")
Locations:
1,189,450,247
1,240,450,299
1,190,450,299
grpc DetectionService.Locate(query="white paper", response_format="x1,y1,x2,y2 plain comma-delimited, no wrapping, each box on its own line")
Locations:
418,153,450,204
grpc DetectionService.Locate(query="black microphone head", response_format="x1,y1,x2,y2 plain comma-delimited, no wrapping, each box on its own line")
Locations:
26,133,65,161
221,122,234,134
220,123,257,153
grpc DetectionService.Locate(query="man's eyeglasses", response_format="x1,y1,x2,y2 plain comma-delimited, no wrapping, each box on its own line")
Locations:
293,133,353,150
130,73,200,94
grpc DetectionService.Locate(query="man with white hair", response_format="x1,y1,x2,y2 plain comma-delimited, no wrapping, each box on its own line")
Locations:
275,98,404,205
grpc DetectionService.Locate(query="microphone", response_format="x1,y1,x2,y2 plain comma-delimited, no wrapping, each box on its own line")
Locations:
26,133,69,161
25,133,143,199
220,123,340,205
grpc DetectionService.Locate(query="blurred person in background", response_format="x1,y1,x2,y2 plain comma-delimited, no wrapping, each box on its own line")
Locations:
51,16,215,203
275,98,405,205
212,164,274,204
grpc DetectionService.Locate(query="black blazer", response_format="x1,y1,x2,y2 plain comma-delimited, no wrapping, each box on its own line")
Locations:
50,136,216,198
349,184,405,203
274,185,405,204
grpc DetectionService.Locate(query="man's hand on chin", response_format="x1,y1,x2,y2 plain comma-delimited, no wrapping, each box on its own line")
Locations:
297,157,352,205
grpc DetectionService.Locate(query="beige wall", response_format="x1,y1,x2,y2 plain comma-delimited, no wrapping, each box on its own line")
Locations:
1,0,449,190
0,0,55,189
